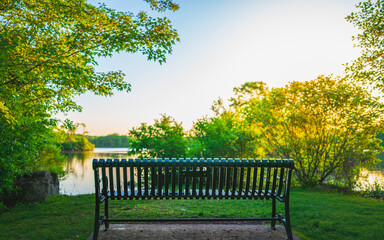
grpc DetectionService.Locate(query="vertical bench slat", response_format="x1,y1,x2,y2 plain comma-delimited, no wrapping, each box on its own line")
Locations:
264,166,271,200
225,164,231,199
239,160,245,198
171,159,176,199
281,167,293,200
271,167,278,198
231,159,238,199
245,159,252,199
98,159,106,204
285,168,293,198
157,160,163,199
114,159,121,199
251,164,258,197
205,160,211,198
122,159,127,199
199,166,204,198
277,166,285,198
218,166,225,198
171,165,176,199
178,165,183,199
100,159,107,196
150,160,156,199
137,165,142,197
129,159,135,199
144,159,149,197
94,165,100,196
258,166,265,199
107,159,114,200
212,160,218,198
164,162,169,198
185,164,190,199
191,159,197,197
281,168,290,198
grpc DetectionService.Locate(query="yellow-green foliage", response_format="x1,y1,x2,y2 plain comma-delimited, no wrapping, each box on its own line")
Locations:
191,77,384,187
56,120,95,151
242,76,384,186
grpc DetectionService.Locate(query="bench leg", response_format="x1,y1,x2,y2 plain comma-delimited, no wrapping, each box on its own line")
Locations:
93,198,101,240
271,198,276,230
104,197,109,230
284,201,293,240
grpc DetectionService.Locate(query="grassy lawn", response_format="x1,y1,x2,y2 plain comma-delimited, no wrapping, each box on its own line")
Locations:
1,189,383,240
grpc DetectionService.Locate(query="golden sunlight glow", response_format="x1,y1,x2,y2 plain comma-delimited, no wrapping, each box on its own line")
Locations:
357,169,384,190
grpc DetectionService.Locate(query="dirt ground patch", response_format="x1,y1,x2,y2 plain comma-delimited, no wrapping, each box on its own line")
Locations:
87,222,300,240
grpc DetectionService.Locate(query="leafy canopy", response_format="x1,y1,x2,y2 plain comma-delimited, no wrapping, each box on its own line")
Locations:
191,77,384,187
240,76,384,186
0,0,179,194
0,0,179,118
128,114,187,158
346,0,384,90
190,98,260,159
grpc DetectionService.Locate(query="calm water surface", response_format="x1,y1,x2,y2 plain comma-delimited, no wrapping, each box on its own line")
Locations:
60,148,384,195
60,148,129,195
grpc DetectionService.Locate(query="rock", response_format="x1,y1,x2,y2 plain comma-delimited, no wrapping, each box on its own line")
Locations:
16,171,59,203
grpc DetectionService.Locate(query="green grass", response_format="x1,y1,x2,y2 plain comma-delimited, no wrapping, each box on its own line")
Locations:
291,189,384,240
1,189,383,240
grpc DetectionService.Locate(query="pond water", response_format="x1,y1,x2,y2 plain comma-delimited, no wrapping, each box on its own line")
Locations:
60,148,384,195
357,163,384,190
60,148,129,195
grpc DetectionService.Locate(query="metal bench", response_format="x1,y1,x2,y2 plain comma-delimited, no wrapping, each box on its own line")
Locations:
92,158,294,240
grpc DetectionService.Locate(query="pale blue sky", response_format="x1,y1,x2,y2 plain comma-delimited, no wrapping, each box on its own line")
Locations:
61,0,361,135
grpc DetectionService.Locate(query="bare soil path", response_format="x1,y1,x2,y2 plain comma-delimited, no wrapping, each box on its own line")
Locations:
87,222,301,240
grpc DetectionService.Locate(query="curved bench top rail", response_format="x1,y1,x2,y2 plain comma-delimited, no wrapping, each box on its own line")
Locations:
93,158,294,169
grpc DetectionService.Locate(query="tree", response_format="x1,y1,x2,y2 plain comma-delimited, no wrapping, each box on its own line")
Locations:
345,0,384,90
0,0,179,194
190,103,250,158
0,116,60,195
0,0,179,116
86,134,130,147
230,81,269,108
241,76,384,187
190,112,238,158
57,120,95,151
128,115,187,158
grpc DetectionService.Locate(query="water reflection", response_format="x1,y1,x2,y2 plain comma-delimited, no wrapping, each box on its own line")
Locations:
357,164,384,190
60,148,129,195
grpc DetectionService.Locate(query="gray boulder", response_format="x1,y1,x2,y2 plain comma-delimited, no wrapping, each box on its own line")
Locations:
16,171,59,203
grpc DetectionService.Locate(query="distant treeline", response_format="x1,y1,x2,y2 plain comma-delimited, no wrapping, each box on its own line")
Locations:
86,134,130,148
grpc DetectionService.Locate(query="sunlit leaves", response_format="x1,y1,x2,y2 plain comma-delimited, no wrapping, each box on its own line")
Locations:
241,76,384,186
194,77,384,187
346,0,384,90
144,0,179,12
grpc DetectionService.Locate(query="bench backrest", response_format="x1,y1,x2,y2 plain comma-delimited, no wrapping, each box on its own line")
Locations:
93,158,294,202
